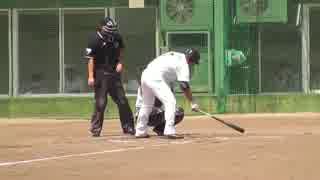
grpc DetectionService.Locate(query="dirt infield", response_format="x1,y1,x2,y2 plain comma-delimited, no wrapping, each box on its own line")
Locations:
1,113,320,180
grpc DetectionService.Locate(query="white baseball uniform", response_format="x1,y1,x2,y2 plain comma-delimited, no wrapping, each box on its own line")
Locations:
135,51,190,136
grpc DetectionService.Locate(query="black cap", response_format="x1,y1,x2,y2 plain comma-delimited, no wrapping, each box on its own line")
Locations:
185,48,200,64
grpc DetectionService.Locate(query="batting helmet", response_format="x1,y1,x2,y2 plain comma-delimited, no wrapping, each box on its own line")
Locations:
185,48,200,64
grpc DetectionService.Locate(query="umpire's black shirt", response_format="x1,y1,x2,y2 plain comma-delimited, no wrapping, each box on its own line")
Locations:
85,31,124,74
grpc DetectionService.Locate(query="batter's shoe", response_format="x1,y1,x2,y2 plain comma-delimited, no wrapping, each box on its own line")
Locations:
135,134,150,138
163,134,184,139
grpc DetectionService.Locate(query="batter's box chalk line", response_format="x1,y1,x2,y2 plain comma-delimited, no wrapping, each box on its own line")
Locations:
0,138,196,167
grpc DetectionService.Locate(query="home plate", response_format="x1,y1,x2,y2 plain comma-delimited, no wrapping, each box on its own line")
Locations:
108,139,137,143
215,137,230,141
170,140,194,144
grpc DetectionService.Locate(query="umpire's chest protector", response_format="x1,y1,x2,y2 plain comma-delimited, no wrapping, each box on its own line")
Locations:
101,40,120,64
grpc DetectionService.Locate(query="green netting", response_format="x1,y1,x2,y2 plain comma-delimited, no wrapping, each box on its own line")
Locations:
227,0,303,95
0,11,9,95
5,7,156,96
1,0,320,116
0,0,128,8
0,0,159,8
167,33,212,93
229,23,259,95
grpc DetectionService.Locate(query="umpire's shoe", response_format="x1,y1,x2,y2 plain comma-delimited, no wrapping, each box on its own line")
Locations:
123,126,135,135
92,133,101,137
90,130,101,137
89,128,101,137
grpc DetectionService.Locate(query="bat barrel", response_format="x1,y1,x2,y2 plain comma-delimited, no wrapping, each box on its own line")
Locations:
198,109,245,134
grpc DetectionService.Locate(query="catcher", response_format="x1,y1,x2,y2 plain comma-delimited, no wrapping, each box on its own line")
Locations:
135,86,184,136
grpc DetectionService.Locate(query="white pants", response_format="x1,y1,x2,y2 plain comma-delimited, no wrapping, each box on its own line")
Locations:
135,72,176,136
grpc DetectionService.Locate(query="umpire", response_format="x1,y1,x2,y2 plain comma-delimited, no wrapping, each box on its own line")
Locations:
85,16,135,137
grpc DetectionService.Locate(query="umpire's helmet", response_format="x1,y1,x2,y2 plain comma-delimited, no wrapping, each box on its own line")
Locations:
185,48,200,64
100,17,118,34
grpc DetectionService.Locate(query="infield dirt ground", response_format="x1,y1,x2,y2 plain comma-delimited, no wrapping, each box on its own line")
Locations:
1,113,320,180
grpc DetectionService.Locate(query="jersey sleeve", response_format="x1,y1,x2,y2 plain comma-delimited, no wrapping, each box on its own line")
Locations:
176,60,190,82
117,33,125,49
84,34,99,60
135,86,143,109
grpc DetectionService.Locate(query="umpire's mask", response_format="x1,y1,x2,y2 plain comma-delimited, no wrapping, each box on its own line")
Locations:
100,17,118,38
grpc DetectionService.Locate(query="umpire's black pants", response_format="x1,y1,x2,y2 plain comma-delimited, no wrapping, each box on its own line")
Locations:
90,70,134,135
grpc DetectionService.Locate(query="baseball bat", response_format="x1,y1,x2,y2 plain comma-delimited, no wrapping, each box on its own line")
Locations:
198,109,245,134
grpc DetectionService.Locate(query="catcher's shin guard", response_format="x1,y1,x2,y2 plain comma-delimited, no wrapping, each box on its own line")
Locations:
147,107,184,127
151,107,185,136
135,107,185,135
174,107,184,125
147,108,165,127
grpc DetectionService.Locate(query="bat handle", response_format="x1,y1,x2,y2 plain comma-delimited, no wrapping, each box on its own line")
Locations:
198,109,211,116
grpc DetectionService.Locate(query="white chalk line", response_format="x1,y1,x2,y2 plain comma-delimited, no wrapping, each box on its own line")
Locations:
108,139,137,143
0,146,145,167
0,135,284,167
0,140,194,167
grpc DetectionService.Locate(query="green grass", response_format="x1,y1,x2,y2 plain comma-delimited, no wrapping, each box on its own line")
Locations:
0,98,9,118
1,94,320,119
